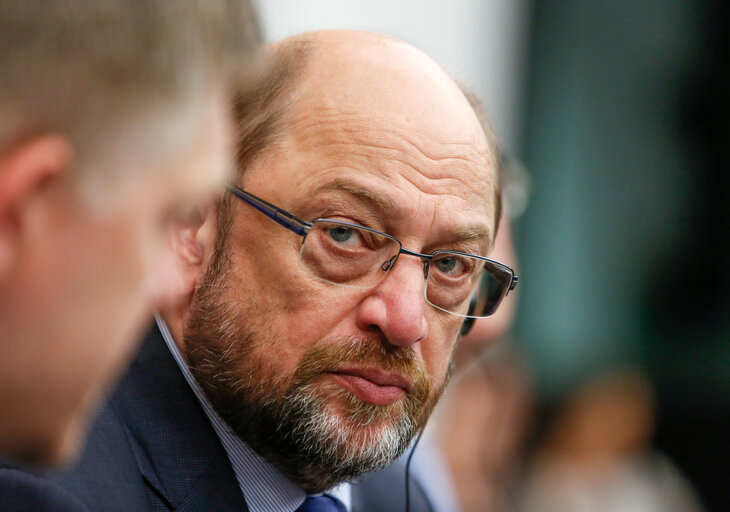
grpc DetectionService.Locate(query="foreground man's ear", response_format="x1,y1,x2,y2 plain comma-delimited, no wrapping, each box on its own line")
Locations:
0,135,73,276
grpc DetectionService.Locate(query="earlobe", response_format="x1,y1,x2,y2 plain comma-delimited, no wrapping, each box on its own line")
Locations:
0,135,73,277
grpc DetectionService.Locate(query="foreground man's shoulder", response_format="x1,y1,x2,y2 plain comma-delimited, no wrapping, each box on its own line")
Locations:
0,467,91,512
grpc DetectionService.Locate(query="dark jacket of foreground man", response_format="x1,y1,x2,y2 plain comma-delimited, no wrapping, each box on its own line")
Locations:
0,327,434,512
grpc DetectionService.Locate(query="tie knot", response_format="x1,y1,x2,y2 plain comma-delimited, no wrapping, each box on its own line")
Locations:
296,495,347,512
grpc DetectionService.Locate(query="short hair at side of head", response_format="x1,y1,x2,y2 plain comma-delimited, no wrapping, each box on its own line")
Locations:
0,0,261,197
233,38,313,177
212,37,312,262
458,84,504,237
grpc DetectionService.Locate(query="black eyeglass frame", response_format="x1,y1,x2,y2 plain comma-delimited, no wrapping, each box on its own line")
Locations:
226,185,518,318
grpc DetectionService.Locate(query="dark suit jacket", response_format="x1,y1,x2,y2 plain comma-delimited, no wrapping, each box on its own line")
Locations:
0,326,434,512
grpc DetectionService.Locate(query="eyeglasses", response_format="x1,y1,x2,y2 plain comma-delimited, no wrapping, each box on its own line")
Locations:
226,185,518,319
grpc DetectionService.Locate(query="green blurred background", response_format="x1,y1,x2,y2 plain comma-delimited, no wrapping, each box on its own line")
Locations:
518,2,729,509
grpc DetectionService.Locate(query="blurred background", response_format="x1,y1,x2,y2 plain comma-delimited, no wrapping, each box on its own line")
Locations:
252,1,729,510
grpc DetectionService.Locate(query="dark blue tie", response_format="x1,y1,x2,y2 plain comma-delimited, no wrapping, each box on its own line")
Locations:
295,495,347,512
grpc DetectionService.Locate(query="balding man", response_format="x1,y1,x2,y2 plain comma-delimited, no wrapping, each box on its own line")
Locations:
0,30,517,512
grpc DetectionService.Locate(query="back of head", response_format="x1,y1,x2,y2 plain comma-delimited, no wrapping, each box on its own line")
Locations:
0,0,262,466
0,0,261,197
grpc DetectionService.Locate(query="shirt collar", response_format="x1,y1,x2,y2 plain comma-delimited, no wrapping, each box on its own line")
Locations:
155,315,351,512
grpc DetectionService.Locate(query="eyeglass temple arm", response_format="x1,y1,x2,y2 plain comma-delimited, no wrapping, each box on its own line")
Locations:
508,275,519,292
226,185,310,236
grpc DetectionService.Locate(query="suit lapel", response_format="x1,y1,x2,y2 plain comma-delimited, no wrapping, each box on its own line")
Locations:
110,326,249,512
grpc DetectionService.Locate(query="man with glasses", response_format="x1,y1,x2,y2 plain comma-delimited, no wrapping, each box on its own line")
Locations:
3,30,516,512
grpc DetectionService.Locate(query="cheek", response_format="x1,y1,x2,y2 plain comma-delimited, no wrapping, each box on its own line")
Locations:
94,217,154,345
71,214,148,323
422,315,462,385
255,280,361,361
231,226,360,343
87,200,179,365
57,215,151,410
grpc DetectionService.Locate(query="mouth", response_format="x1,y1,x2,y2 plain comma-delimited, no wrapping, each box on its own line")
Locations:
325,366,413,406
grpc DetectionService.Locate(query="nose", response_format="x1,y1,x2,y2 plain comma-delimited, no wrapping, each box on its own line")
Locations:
354,256,429,347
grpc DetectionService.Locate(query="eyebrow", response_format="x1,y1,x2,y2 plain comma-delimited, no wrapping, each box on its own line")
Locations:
454,226,492,242
318,181,395,210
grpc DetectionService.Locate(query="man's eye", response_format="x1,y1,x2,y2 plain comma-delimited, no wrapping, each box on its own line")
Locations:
434,256,465,276
328,226,364,247
329,226,352,242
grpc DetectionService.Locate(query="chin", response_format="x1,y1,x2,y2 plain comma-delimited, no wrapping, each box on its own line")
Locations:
4,424,81,468
25,402,91,468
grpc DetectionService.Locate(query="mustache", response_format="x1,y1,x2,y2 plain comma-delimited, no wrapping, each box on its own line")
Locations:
291,336,431,400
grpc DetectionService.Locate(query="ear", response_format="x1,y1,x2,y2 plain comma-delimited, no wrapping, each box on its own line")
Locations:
168,203,219,295
0,135,73,276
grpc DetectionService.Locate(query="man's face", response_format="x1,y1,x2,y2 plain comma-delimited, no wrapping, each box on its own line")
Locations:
0,89,232,464
183,41,498,492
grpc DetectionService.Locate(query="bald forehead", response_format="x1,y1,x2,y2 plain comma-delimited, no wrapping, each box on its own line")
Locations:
284,31,486,148
256,30,499,233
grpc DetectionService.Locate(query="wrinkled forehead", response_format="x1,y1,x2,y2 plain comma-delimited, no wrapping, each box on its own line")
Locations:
291,67,494,229
289,107,493,201
247,109,497,251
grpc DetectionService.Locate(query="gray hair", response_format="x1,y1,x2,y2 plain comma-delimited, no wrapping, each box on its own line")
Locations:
0,0,261,195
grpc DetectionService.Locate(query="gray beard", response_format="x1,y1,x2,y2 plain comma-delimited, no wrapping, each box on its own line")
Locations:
184,270,443,493
240,375,420,492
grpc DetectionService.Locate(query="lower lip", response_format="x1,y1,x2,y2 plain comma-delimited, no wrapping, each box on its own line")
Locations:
327,373,406,406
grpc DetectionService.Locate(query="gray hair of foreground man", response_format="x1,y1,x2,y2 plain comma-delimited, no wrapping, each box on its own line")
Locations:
0,0,260,198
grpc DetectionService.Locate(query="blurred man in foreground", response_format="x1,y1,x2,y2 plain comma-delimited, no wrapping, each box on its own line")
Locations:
1,30,517,511
0,1,260,466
